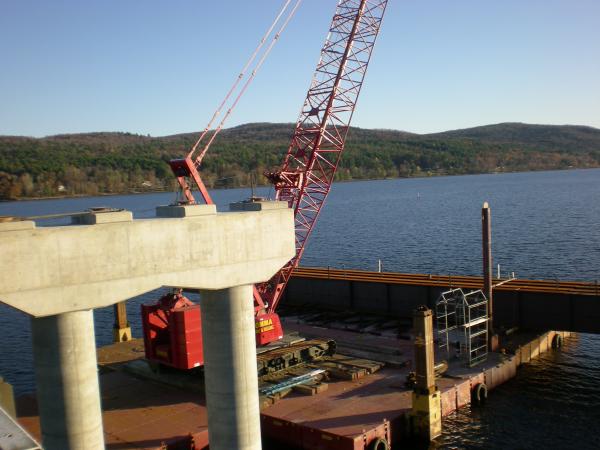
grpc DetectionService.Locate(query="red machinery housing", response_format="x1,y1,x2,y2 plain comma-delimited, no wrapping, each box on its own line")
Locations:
142,294,282,369
142,0,387,370
141,292,203,369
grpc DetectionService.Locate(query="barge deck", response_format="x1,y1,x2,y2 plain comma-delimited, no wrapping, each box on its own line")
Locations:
15,319,571,449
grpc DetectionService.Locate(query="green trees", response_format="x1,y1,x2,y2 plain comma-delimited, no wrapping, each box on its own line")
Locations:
1,123,599,200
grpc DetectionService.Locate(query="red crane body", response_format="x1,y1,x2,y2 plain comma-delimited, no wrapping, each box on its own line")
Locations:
142,0,388,368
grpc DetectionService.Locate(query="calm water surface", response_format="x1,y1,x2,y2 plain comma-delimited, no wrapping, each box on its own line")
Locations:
1,168,599,449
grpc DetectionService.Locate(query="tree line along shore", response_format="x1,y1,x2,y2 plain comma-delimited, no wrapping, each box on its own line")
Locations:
1,122,599,200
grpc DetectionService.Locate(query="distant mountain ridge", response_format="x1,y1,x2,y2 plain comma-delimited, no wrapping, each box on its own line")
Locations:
4,121,599,151
427,123,600,152
1,122,599,199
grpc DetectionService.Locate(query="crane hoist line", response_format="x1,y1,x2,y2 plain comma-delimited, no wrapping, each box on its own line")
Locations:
141,0,388,371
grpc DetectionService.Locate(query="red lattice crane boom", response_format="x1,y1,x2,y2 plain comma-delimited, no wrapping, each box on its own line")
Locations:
261,0,389,320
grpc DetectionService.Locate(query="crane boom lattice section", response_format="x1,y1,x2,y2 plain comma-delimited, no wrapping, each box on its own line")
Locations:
262,0,388,312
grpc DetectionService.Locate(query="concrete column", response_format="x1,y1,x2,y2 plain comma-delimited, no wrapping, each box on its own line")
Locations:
112,301,132,343
31,310,104,450
199,285,261,450
411,306,441,441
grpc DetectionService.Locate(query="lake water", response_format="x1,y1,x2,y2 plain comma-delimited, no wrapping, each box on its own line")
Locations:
1,168,599,449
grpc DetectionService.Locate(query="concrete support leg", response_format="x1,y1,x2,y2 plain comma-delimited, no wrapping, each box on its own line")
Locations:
200,285,261,450
31,310,104,450
411,306,442,441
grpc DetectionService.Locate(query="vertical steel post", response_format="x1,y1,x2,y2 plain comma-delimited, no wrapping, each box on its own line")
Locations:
411,306,441,440
414,307,435,392
0,376,16,418
112,301,131,343
482,202,495,349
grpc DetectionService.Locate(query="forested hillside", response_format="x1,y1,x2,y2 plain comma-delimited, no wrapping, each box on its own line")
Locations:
1,122,599,199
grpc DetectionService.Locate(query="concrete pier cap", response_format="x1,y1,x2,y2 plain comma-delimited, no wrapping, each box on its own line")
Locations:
0,204,295,317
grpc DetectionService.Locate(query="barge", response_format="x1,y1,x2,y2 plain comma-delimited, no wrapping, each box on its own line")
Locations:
14,290,573,449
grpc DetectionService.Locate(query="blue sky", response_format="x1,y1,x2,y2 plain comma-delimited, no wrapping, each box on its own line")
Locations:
1,0,599,137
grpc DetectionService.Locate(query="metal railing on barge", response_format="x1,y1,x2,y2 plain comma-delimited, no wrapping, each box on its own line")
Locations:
292,267,599,297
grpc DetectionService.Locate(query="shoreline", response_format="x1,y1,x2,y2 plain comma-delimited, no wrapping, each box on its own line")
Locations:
2,165,599,203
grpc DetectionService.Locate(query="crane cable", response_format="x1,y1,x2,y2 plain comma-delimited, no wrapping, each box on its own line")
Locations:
188,0,293,156
189,0,303,166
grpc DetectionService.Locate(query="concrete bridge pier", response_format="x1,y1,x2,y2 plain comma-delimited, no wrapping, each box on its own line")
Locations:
200,285,261,450
30,310,104,450
1,203,294,450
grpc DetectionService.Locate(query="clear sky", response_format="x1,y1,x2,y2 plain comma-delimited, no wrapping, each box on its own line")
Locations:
1,0,599,137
